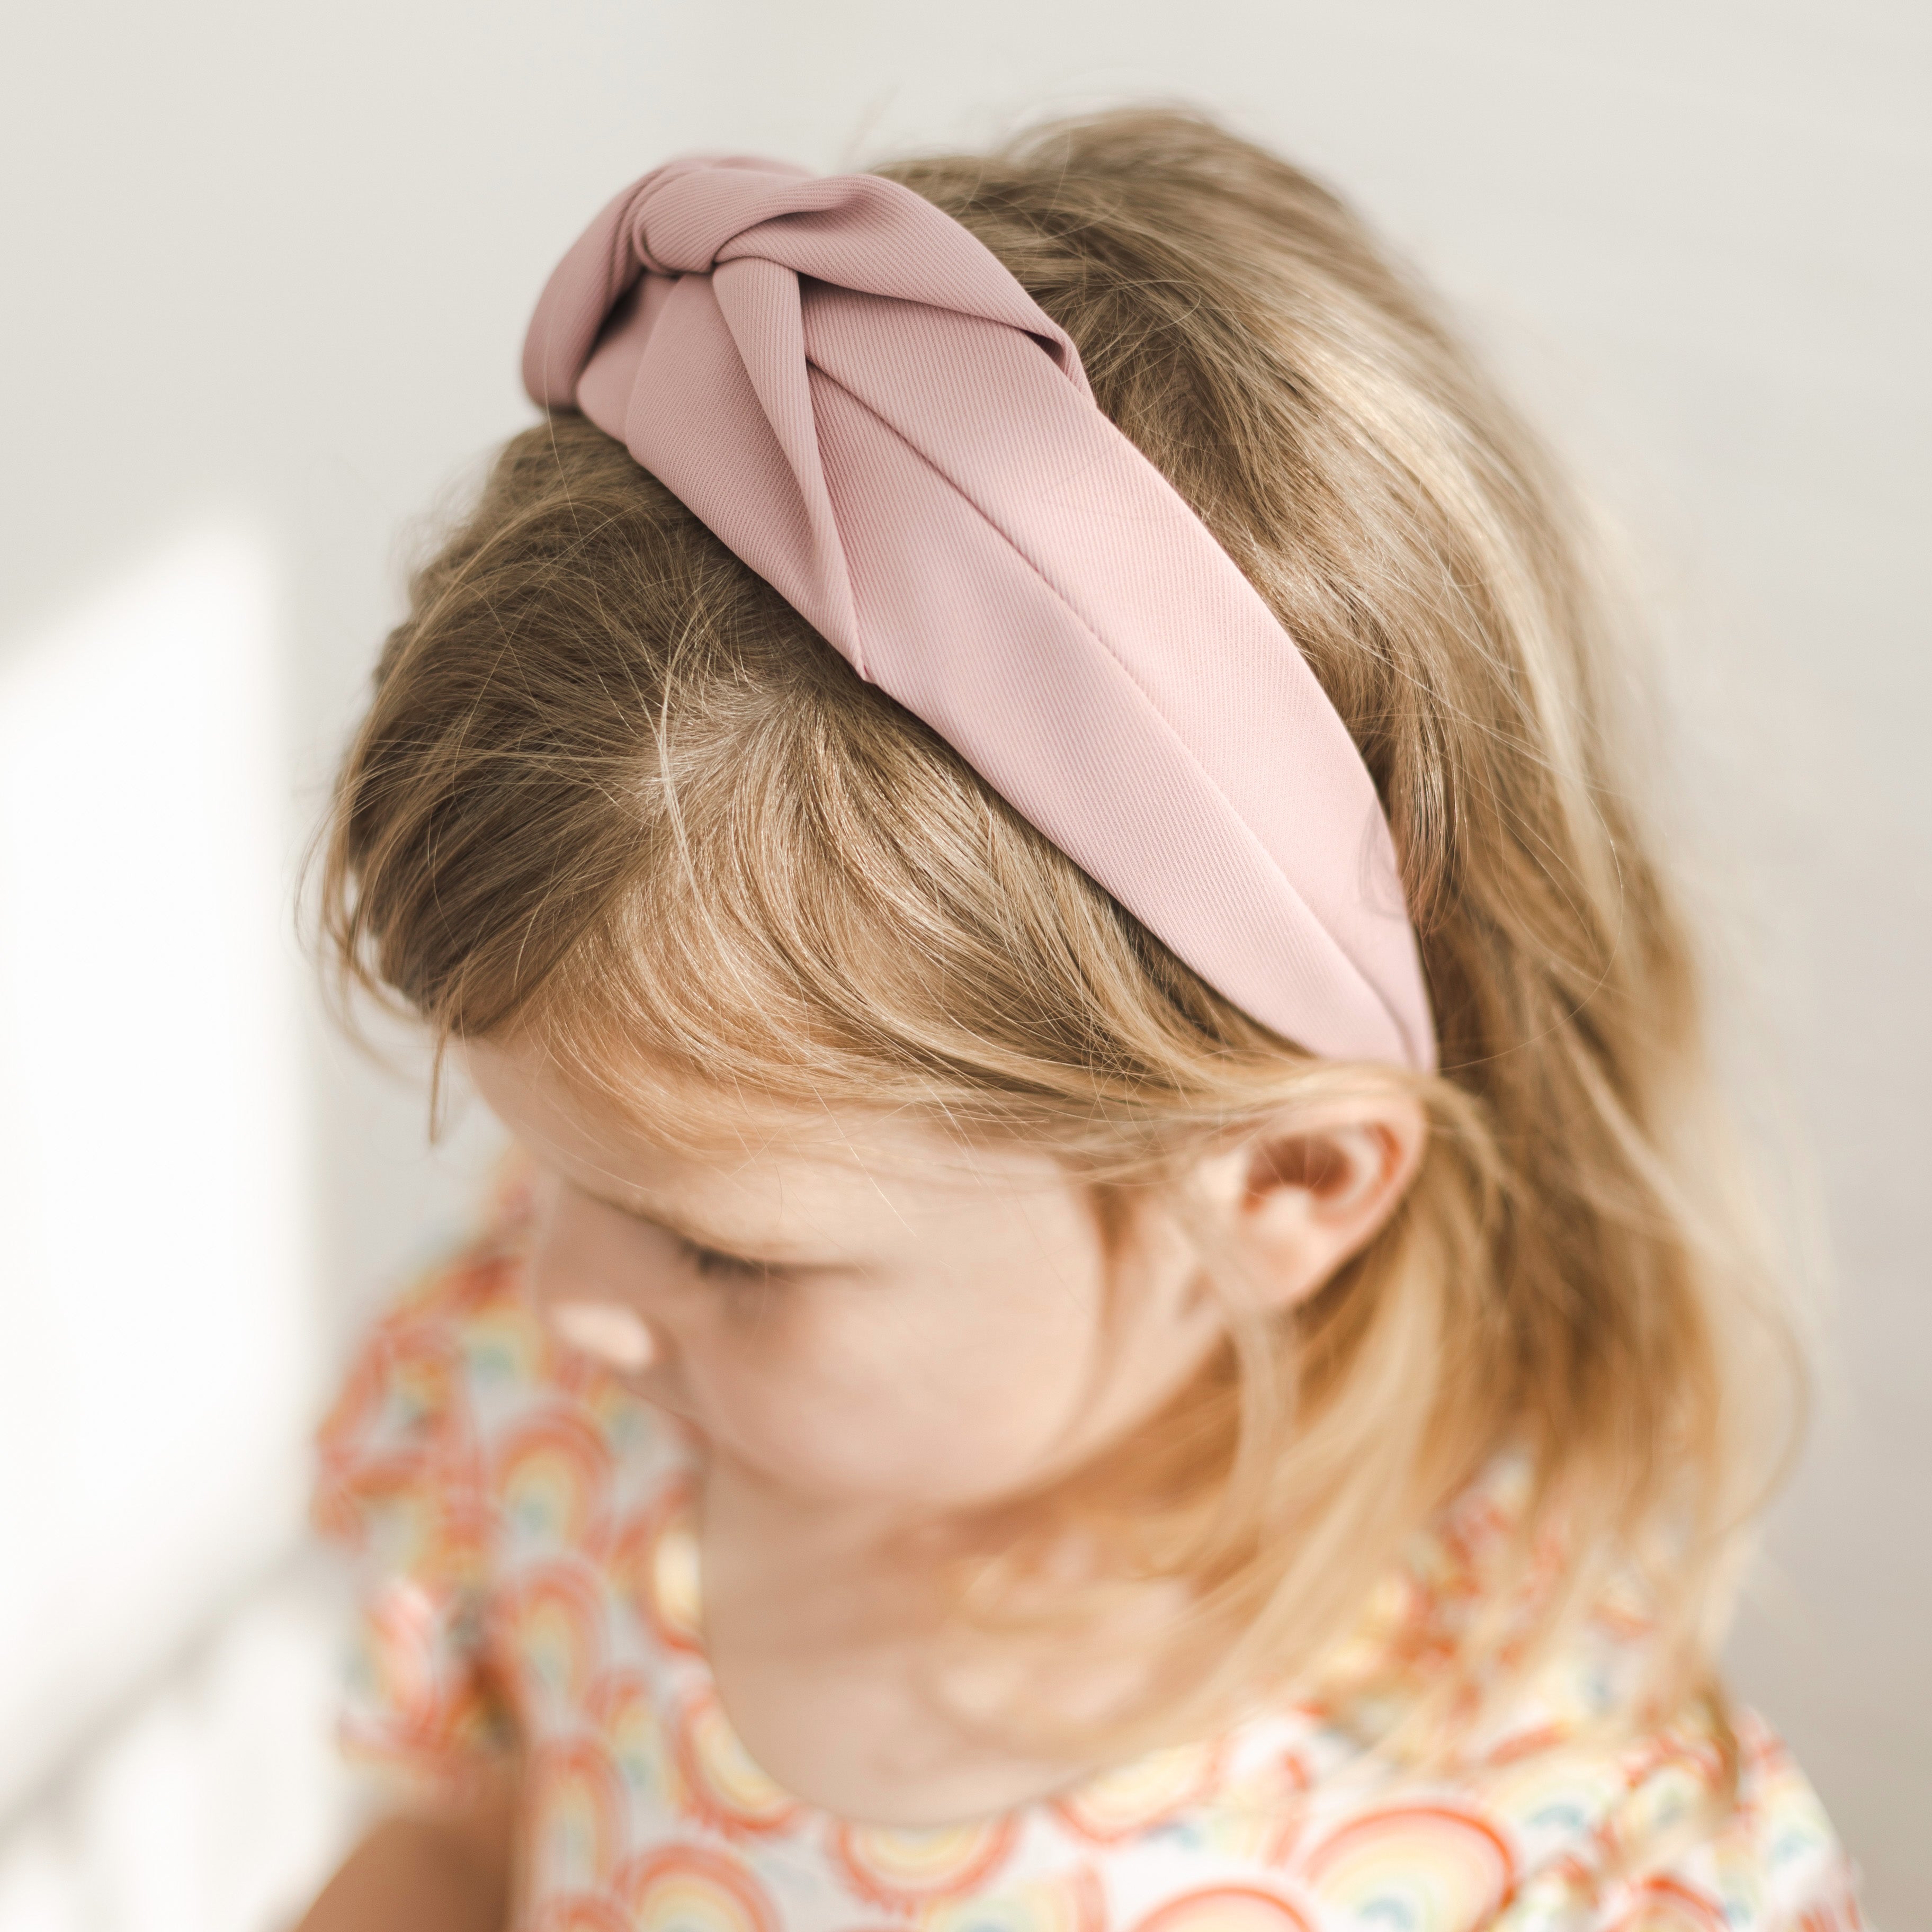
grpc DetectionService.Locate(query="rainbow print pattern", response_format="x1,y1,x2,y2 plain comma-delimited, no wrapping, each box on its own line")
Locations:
315,1233,1863,1931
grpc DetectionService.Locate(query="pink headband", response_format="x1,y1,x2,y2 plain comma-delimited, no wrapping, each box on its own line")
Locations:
523,158,1434,1069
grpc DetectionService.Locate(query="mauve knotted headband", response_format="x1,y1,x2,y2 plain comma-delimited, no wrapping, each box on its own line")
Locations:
522,157,1435,1069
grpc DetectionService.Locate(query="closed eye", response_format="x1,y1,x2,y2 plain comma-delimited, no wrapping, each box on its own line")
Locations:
680,1239,775,1286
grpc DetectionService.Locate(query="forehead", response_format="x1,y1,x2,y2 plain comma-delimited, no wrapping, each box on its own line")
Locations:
463,1035,1077,1246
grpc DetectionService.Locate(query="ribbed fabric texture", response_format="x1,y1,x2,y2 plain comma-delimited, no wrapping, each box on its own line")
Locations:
523,157,1433,1068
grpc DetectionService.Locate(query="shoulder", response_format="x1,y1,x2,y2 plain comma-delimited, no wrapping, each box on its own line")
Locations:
1474,1703,1860,1930
313,1220,688,1563
312,1232,524,1537
1316,1463,1864,1926
1595,1707,1856,1930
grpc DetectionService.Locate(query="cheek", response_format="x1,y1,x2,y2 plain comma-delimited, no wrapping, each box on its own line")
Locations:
686,1237,1112,1506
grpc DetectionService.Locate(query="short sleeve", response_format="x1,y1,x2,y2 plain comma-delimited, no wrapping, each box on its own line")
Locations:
1496,1707,1864,1930
1622,1710,1864,1929
312,1256,516,1791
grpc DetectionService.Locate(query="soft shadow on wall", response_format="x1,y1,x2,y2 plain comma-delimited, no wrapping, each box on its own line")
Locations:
0,532,347,1931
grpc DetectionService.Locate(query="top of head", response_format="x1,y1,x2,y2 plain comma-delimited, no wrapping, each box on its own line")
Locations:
319,114,1760,1739
520,153,1435,1071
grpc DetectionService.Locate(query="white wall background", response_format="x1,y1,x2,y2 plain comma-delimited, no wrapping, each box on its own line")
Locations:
0,531,310,1820
2,1,1925,1923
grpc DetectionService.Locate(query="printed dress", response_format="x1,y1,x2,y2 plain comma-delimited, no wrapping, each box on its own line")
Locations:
314,1229,1862,1932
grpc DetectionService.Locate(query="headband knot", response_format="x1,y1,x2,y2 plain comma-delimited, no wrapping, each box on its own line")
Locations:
523,157,1435,1069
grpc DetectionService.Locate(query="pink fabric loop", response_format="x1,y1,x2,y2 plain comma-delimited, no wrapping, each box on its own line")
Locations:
523,158,1435,1069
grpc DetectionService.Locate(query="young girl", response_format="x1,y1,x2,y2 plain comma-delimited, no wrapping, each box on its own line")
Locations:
298,111,1860,1930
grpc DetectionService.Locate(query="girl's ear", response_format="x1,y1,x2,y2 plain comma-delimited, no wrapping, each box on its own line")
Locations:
1188,1088,1428,1312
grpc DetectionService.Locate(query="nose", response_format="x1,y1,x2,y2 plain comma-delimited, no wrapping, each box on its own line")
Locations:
528,1175,666,1374
548,1296,657,1372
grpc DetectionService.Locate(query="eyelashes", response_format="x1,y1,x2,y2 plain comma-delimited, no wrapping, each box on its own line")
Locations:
680,1239,776,1289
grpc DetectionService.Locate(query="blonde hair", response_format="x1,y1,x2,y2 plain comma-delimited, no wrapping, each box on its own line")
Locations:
319,109,1795,1761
